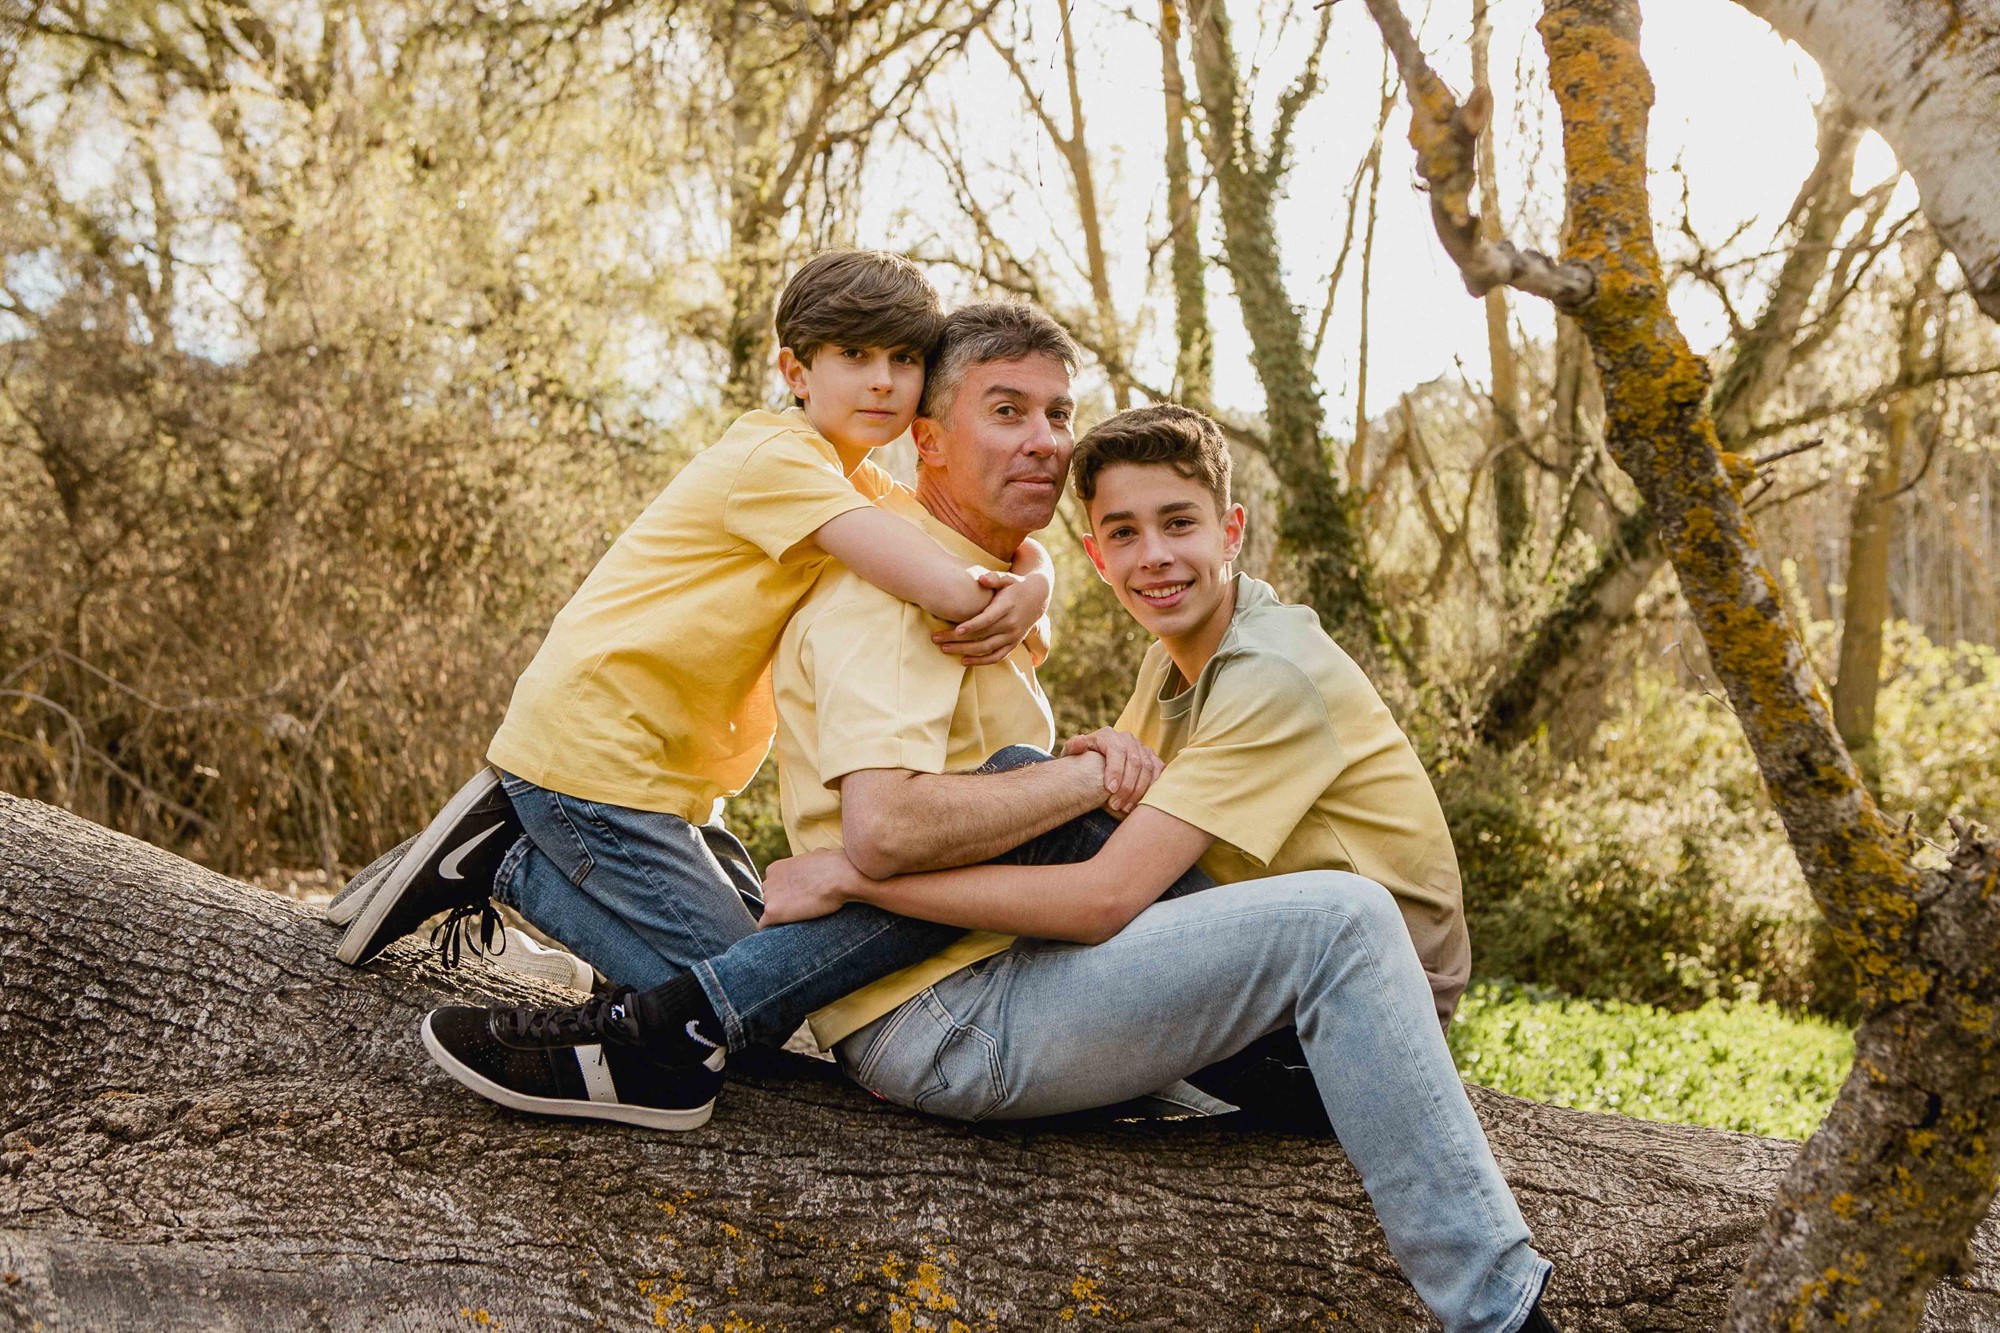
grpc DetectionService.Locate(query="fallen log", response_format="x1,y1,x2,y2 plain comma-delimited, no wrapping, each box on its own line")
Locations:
1,793,1994,1331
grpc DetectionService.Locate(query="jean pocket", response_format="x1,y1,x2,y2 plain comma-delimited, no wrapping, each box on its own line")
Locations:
915,1018,1005,1122
853,991,1007,1123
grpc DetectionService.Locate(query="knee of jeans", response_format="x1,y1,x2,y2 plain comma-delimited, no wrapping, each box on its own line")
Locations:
977,744,1054,774
1295,871,1402,938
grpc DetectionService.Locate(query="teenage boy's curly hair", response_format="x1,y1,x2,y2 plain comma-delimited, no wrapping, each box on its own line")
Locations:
919,302,1080,420
774,251,944,365
1072,404,1231,515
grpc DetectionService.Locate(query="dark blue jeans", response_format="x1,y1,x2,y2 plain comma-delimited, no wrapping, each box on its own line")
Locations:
688,745,1211,1050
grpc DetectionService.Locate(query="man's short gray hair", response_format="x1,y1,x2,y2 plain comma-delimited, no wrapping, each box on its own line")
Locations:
919,302,1080,420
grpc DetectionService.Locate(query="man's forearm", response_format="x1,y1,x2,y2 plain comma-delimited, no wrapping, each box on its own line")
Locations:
841,754,1107,878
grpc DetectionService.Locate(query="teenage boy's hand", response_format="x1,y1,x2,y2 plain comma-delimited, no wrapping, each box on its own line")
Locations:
760,849,868,926
1062,728,1164,818
933,566,1054,667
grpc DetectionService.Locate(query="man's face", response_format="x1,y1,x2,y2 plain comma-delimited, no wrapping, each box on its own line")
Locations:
1084,462,1245,643
914,355,1075,535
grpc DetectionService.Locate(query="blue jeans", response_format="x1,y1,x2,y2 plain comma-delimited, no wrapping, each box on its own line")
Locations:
691,745,1215,1052
838,872,1552,1333
492,772,765,989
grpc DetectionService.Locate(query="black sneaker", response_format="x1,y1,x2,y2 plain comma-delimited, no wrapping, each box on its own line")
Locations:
323,833,418,927
419,990,724,1131
336,767,520,966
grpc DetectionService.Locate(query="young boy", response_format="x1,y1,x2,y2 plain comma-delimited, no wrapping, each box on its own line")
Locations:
331,251,1056,989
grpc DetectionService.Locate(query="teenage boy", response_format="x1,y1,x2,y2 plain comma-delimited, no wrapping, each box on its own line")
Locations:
419,401,1559,1333
331,252,1061,989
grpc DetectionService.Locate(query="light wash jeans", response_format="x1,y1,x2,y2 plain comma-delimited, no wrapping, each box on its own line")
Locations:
692,745,1217,1052
836,871,1552,1333
491,772,765,989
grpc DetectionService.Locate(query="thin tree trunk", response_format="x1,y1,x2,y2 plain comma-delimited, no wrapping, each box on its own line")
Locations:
5,793,1999,1330
1188,0,1376,645
1058,3,1128,411
1473,0,1529,571
1159,0,1213,414
722,11,788,413
1831,235,1943,790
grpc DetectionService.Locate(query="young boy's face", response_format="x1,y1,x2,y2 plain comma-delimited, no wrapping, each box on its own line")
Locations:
779,344,925,453
1083,462,1244,644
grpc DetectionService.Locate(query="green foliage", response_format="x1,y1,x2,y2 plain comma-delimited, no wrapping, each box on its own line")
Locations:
1448,981,1853,1139
1441,667,1849,1014
1871,624,2000,835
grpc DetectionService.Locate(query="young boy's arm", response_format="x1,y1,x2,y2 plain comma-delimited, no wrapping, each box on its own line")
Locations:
934,537,1055,667
812,506,1064,652
761,804,1216,943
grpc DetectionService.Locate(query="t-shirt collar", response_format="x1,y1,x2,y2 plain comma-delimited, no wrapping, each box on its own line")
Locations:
1156,571,1262,715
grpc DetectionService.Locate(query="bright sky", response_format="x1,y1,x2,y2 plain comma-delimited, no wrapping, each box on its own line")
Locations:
869,0,1907,433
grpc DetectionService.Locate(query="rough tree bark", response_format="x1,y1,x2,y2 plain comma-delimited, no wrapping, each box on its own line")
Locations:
1158,0,1213,415
1476,93,1865,750
1727,0,2000,322
1364,0,2000,1326
3,793,1997,1331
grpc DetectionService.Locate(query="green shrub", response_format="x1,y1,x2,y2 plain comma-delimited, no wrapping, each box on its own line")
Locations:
1448,981,1853,1139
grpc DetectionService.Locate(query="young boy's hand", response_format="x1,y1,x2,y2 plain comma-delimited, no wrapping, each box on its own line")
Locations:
760,849,868,926
932,566,1054,666
1062,728,1165,817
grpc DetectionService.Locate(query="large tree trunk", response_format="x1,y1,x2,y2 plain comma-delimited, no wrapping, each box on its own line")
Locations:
1728,0,2000,323
5,793,1996,1331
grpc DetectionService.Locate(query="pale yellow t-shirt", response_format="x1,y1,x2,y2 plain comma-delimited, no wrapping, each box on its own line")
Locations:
771,508,1057,1048
488,408,911,820
1118,575,1471,1024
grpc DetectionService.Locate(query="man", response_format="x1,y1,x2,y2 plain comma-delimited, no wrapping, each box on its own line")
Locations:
423,369,1561,1330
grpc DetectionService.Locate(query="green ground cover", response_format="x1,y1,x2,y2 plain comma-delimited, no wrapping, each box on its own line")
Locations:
1448,981,1854,1140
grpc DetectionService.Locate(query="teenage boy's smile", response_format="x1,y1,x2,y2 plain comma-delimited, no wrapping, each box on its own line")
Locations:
1084,462,1246,672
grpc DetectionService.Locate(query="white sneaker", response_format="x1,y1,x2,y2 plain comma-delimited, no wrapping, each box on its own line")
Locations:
477,928,598,992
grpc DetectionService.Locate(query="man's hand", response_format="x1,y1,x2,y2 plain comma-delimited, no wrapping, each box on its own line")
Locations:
1062,728,1164,817
932,567,1054,666
760,848,869,926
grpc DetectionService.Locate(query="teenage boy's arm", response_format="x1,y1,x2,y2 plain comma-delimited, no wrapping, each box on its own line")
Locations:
812,507,998,624
838,728,1160,879
766,805,1216,942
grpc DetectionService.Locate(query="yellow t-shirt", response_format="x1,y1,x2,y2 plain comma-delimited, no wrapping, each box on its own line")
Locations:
1118,575,1471,1024
771,507,1057,1048
488,408,909,820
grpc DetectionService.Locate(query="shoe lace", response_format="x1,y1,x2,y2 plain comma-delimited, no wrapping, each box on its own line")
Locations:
493,989,643,1048
430,898,505,969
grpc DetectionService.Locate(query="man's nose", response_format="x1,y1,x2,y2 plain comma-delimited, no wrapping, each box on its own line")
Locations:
1020,413,1056,454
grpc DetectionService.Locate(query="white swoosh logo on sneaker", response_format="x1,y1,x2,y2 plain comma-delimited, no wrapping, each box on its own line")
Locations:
439,822,506,880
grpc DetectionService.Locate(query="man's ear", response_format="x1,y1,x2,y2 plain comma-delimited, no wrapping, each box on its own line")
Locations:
777,347,810,400
1082,532,1110,583
1222,502,1247,563
911,416,944,468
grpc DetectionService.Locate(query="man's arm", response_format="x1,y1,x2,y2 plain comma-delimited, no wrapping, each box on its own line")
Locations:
769,806,1217,943
839,753,1107,880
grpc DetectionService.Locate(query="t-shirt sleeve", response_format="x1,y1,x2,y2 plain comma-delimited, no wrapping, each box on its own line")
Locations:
722,430,878,562
1138,652,1346,865
805,595,966,786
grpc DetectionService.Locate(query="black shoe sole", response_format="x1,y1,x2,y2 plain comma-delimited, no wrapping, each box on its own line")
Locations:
420,1012,717,1131
337,768,515,966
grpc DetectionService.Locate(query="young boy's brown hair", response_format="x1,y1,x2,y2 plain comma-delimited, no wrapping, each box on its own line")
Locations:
773,250,945,365
1071,402,1231,514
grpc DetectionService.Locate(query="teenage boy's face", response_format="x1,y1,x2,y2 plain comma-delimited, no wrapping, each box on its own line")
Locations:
779,343,925,453
1084,462,1245,643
